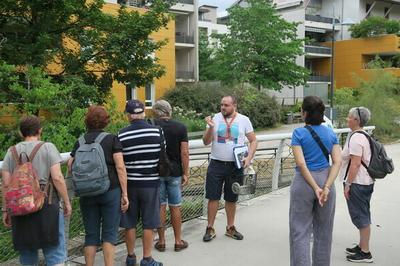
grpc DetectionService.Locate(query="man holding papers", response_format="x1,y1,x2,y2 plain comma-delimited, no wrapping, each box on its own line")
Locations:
202,95,258,242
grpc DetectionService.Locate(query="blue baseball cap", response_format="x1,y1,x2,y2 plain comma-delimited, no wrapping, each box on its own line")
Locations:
125,99,145,114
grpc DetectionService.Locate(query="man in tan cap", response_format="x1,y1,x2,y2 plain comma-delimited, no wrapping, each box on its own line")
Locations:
152,100,189,252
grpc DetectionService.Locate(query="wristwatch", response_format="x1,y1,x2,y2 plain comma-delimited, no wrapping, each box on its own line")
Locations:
345,181,352,187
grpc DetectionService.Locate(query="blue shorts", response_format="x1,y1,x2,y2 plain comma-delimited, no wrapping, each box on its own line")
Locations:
80,187,121,246
120,186,160,230
206,159,244,203
160,176,182,206
346,183,374,229
19,212,66,266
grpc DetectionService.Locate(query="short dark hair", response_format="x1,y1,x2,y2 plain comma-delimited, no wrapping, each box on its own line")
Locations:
222,95,237,105
85,106,110,130
302,96,325,125
19,115,41,137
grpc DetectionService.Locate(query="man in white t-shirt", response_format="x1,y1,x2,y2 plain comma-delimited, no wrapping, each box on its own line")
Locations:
202,95,257,242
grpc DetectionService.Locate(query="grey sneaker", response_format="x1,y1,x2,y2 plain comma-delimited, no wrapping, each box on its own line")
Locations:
203,226,216,242
225,226,244,240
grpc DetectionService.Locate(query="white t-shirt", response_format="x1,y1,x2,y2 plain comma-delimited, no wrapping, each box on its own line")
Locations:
338,131,374,185
209,112,254,161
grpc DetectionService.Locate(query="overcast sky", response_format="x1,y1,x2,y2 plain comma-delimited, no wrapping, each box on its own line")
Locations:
198,0,236,12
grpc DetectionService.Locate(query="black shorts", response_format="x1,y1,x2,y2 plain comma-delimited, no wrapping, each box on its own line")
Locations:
120,186,160,230
205,159,244,202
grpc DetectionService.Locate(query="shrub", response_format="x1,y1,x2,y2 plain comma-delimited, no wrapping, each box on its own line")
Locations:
163,83,280,128
349,16,400,38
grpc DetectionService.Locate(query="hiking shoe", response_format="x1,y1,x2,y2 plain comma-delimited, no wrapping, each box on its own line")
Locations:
126,254,137,266
347,251,373,263
346,245,361,255
225,226,244,240
203,226,216,242
140,257,163,266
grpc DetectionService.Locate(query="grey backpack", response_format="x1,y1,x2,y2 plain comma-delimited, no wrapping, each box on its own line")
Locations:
346,131,394,180
71,132,110,197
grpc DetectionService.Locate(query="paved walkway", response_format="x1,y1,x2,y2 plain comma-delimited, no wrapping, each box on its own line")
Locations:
71,142,400,266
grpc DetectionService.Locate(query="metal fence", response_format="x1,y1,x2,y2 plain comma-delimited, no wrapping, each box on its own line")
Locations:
0,127,375,264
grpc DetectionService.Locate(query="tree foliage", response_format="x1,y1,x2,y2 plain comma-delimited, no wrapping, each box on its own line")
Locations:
198,31,219,81
349,16,400,38
213,0,308,90
0,61,99,117
0,0,171,95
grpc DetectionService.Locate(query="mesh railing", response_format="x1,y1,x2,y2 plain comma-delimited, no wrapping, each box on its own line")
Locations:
0,127,376,263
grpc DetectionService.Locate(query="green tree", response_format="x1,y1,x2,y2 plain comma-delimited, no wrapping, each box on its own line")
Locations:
0,0,171,96
0,61,98,117
349,16,400,38
198,31,219,81
213,0,308,90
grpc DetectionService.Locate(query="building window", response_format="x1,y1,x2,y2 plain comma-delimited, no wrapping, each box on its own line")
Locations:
366,3,371,17
384,7,390,19
125,83,136,101
145,83,155,107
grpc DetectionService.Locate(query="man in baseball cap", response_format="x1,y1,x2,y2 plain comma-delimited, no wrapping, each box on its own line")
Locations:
119,99,164,266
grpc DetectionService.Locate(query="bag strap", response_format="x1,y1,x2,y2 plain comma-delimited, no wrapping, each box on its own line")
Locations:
78,135,86,146
305,125,330,163
29,142,45,162
94,132,109,144
10,146,20,165
347,131,369,170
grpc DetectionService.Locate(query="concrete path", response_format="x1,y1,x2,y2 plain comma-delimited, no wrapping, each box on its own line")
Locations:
71,142,400,266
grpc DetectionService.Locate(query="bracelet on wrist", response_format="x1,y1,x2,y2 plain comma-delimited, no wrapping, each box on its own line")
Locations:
345,181,352,186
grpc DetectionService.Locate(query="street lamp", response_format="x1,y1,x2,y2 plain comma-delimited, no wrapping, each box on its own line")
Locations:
329,12,355,120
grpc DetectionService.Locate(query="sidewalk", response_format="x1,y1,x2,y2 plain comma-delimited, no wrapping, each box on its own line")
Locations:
71,143,400,266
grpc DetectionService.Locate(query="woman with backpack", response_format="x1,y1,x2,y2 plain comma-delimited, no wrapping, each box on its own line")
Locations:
68,106,129,266
338,107,374,263
1,115,72,266
289,96,342,266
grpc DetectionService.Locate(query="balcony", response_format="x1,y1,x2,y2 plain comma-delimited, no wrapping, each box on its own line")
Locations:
305,14,340,32
307,75,330,83
177,0,194,4
176,70,195,81
305,45,332,58
305,14,339,24
175,32,195,44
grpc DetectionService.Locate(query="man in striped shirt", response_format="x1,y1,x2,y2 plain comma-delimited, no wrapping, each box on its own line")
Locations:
119,99,163,266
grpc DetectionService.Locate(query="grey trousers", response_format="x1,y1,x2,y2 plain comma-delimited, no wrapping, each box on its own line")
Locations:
289,168,336,266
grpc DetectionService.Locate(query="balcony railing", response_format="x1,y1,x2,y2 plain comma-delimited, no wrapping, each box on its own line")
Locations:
176,71,195,80
305,14,340,24
308,75,330,82
176,0,194,4
305,45,332,55
175,33,194,44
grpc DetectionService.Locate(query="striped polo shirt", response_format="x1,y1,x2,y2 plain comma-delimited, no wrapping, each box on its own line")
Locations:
118,119,162,187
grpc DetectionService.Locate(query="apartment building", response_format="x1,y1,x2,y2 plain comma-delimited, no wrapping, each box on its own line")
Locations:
198,5,228,47
105,0,199,110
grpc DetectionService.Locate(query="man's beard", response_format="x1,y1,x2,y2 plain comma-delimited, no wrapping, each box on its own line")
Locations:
222,110,234,118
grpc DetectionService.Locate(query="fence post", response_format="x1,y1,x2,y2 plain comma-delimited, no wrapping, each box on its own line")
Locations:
272,139,285,191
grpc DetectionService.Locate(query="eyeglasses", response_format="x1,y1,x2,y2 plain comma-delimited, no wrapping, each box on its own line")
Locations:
357,108,362,121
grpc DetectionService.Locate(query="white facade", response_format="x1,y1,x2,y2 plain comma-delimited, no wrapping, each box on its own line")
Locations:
171,0,199,83
198,5,228,48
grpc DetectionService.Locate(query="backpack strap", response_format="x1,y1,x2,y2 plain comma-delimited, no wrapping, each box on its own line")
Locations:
347,131,370,170
304,125,330,163
10,146,20,165
94,132,109,144
29,142,45,162
78,135,86,146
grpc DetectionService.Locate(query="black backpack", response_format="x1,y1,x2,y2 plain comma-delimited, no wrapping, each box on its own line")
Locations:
345,131,394,180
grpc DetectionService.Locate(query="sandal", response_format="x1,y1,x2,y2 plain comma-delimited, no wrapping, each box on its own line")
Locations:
174,240,189,252
154,241,166,252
